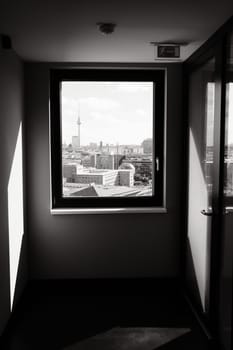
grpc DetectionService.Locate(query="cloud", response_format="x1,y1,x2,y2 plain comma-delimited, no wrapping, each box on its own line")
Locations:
79,97,119,111
136,108,146,117
62,96,79,110
89,111,118,124
62,96,119,125
61,81,153,145
115,82,152,93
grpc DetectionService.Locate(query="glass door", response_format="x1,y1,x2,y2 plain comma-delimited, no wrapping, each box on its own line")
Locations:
186,57,217,319
218,30,233,350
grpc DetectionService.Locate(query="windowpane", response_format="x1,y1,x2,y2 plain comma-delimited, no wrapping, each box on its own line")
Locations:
205,82,215,206
224,82,233,198
61,81,154,198
50,68,165,210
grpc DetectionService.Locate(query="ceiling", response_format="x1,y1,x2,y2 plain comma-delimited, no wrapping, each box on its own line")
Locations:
0,0,233,62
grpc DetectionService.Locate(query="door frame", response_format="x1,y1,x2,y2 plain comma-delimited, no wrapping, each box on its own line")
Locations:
182,30,229,338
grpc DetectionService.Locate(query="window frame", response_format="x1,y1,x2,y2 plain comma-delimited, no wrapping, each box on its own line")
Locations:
50,68,166,213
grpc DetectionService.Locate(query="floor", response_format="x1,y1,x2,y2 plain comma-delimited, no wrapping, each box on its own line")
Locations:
0,279,215,350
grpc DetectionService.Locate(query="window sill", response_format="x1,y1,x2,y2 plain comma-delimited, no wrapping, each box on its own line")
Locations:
50,207,167,215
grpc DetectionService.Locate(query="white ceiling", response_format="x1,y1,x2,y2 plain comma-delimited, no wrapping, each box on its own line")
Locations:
0,0,233,62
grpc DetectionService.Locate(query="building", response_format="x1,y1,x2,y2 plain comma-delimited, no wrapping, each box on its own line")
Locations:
63,163,77,182
83,153,125,170
122,145,144,155
113,154,125,169
141,138,153,154
74,169,119,186
72,136,80,150
122,158,152,177
89,142,98,150
82,155,92,168
101,144,144,155
96,154,114,169
118,169,134,186
71,115,81,150
63,164,135,187
89,153,97,167
73,169,134,187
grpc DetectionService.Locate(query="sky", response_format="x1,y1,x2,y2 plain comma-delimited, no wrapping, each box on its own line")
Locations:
61,81,153,146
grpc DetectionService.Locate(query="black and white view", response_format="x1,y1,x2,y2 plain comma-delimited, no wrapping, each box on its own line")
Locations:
61,81,154,198
225,82,233,197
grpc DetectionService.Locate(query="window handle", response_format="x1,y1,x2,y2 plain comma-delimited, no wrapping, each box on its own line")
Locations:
156,157,159,171
201,209,213,216
224,207,233,215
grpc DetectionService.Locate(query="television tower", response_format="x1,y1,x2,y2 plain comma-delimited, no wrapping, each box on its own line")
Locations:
77,111,81,148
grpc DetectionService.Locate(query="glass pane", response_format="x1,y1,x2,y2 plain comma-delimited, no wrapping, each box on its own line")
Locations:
61,81,154,198
224,82,233,198
205,82,215,207
218,30,233,350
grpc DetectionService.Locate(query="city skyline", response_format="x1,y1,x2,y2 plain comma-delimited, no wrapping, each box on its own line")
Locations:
61,81,153,145
63,138,151,148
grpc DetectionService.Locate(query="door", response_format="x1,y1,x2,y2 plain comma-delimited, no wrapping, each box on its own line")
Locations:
218,29,233,350
186,57,217,320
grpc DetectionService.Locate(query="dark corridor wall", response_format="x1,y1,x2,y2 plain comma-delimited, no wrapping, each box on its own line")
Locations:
24,63,183,279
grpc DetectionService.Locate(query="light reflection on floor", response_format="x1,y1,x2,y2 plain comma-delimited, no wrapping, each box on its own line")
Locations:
64,327,191,350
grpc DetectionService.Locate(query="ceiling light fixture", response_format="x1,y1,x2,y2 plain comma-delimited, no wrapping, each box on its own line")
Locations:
97,22,116,35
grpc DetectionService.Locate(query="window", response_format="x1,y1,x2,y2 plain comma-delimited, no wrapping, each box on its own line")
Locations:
50,68,165,212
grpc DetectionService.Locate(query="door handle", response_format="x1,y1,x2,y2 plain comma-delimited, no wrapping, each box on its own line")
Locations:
201,209,213,216
156,157,159,171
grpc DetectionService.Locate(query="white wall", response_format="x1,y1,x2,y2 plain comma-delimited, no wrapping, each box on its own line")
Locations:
0,47,28,335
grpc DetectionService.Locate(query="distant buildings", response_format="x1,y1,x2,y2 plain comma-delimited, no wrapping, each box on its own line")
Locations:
141,138,152,154
99,141,103,151
89,142,98,150
74,169,118,186
72,114,81,150
118,170,134,186
96,154,114,169
100,144,143,155
63,164,134,187
122,157,152,177
113,154,125,169
63,118,153,194
83,153,125,170
64,141,144,157
63,163,77,182
225,161,233,195
72,136,80,150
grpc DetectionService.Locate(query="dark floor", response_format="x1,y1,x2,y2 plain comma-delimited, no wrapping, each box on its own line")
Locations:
0,279,215,350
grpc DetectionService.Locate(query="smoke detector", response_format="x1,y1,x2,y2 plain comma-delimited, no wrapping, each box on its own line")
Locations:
97,22,116,35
